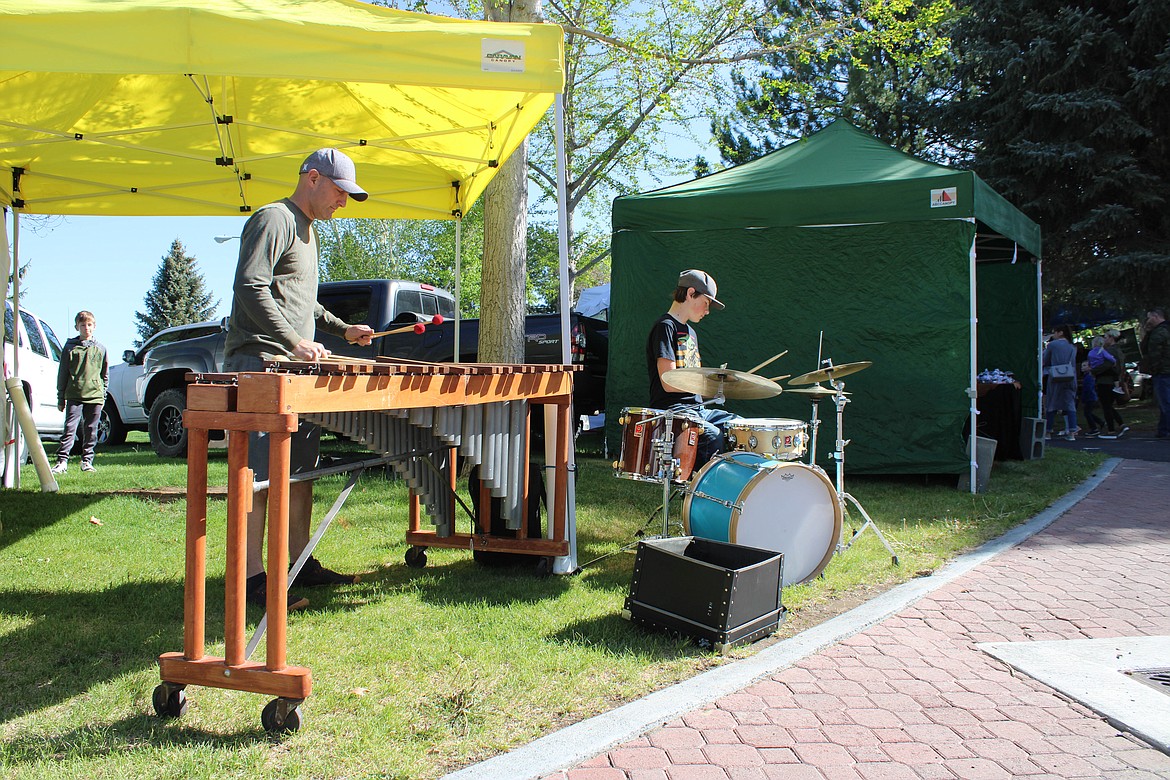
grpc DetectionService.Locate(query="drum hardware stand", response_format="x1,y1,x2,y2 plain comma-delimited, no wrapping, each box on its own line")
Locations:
825,376,899,566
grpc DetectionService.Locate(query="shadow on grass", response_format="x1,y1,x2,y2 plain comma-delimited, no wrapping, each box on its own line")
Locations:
1,712,275,765
0,491,108,553
357,556,577,607
0,578,186,724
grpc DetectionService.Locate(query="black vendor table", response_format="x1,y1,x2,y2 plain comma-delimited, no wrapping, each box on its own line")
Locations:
976,382,1023,460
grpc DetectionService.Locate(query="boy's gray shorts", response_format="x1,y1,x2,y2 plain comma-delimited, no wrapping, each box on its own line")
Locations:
223,352,320,482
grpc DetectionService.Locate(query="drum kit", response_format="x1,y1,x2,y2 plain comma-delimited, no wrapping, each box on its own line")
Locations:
609,350,897,587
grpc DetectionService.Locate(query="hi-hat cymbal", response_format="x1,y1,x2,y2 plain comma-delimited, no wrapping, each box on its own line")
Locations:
788,360,872,386
785,384,850,398
663,366,781,400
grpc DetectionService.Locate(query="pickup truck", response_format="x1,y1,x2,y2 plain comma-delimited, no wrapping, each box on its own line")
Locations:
138,279,608,457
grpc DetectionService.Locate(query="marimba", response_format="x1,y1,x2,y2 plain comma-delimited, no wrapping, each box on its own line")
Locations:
155,358,577,731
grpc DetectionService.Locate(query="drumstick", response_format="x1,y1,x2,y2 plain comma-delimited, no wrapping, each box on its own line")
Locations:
767,374,791,382
747,350,788,375
351,314,445,342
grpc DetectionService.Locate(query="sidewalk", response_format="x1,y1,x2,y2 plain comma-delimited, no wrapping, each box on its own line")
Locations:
451,458,1170,779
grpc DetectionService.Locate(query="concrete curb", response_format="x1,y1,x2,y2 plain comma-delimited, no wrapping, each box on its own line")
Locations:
443,458,1122,780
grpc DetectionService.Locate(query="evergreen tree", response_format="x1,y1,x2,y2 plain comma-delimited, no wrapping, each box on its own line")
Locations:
947,0,1170,311
134,239,218,345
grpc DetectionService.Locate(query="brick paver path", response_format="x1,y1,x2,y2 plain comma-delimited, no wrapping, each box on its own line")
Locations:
554,460,1170,779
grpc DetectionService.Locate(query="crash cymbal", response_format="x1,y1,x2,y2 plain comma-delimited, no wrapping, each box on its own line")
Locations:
785,384,850,398
663,366,781,400
788,360,872,386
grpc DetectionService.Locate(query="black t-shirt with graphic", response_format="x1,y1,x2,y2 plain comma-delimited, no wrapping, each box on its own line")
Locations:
646,313,702,407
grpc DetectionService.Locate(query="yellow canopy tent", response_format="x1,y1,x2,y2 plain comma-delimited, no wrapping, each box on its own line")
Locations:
0,0,564,218
0,0,573,536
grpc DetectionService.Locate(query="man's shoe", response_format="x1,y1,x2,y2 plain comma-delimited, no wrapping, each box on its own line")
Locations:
1084,429,1100,438
1099,433,1118,439
1118,425,1130,437
296,556,359,587
245,571,309,612
50,462,67,474
80,462,96,472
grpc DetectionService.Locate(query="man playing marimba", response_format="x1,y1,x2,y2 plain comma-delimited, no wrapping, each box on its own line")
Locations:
223,148,376,610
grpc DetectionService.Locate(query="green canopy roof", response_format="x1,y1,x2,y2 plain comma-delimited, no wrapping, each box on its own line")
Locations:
614,120,1041,258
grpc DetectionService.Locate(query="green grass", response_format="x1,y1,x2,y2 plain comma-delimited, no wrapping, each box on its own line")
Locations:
0,431,1106,779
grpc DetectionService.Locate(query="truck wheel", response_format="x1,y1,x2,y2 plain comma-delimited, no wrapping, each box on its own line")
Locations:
99,398,128,446
149,388,188,458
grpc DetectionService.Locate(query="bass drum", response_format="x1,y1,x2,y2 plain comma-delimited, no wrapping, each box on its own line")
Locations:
682,451,842,586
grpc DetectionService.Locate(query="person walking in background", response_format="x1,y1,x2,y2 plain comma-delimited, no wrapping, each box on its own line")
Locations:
1042,323,1079,440
52,310,108,474
1091,333,1129,438
1078,359,1104,437
1142,307,1170,439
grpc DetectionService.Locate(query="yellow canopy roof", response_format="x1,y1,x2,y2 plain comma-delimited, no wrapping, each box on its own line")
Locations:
0,0,564,218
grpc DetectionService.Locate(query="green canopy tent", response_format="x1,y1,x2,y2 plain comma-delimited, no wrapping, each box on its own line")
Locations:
609,120,1042,480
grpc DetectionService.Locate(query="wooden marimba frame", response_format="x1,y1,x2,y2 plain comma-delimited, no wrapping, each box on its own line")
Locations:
155,359,576,732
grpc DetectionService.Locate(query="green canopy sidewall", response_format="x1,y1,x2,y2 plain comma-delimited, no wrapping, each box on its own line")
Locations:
608,219,976,475
977,259,1042,418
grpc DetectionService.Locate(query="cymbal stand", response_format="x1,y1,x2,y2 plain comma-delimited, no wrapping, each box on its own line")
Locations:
806,397,823,467
827,377,898,565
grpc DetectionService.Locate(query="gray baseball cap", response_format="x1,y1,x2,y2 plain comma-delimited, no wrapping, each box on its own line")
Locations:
299,148,368,202
678,269,724,310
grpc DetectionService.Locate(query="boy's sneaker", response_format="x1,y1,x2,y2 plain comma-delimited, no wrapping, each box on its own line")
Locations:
80,462,96,472
1099,432,1118,439
50,462,67,474
1117,426,1130,437
297,556,359,587
1113,386,1127,395
1084,429,1100,438
245,571,309,612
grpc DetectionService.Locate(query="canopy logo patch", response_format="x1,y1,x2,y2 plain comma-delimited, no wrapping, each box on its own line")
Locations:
482,39,525,72
930,187,957,208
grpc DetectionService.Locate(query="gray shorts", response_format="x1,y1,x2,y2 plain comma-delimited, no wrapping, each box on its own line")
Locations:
224,352,320,482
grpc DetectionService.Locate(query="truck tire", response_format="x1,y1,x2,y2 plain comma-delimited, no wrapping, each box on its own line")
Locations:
149,388,188,458
100,397,128,446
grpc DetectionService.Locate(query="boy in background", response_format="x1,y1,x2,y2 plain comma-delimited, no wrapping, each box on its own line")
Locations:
1078,360,1103,437
53,310,108,474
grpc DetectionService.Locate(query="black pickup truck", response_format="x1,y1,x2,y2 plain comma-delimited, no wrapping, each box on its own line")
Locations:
139,279,607,456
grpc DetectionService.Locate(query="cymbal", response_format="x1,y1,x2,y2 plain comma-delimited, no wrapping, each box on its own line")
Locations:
785,384,850,398
788,360,872,386
663,366,781,400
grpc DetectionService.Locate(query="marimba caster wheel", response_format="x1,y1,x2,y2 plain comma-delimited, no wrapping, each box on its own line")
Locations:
152,683,187,719
261,697,303,734
404,546,427,569
534,556,552,577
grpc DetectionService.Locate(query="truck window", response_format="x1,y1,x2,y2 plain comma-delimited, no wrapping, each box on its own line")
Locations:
20,310,48,358
3,303,17,346
421,293,438,317
40,319,63,361
396,289,423,318
319,291,372,326
439,296,456,319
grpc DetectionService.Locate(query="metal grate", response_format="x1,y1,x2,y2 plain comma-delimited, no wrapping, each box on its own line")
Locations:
1124,668,1170,697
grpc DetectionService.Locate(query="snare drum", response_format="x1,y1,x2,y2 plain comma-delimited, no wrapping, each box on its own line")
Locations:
683,451,842,586
727,418,808,461
614,407,702,483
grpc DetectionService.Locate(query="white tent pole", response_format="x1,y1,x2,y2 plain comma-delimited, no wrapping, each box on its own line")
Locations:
1,208,11,485
968,229,978,494
1035,254,1044,425
454,218,462,360
551,92,577,574
10,212,20,488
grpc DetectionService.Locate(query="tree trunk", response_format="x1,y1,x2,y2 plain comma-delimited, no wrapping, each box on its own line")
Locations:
479,0,544,363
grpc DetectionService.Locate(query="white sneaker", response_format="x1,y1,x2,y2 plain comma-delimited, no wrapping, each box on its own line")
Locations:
81,462,96,472
50,462,67,474
1112,386,1126,395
